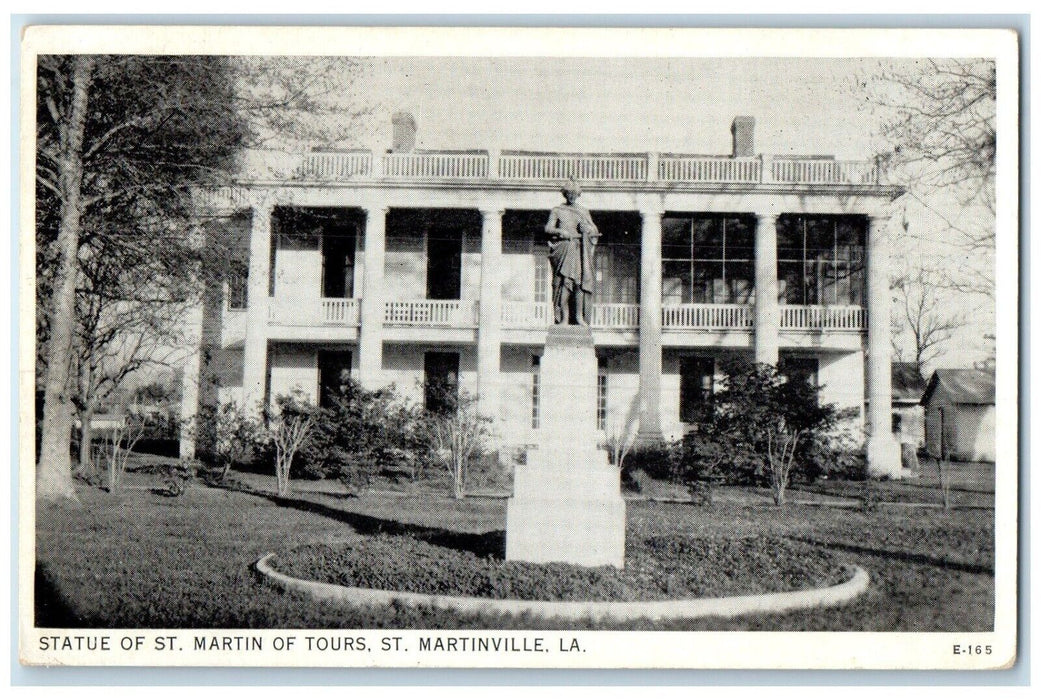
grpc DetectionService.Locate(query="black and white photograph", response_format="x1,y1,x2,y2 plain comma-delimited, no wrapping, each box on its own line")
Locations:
18,25,1019,669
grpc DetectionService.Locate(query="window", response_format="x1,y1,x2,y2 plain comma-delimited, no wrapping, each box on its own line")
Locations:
226,261,248,310
661,215,756,304
593,227,640,305
426,227,463,300
531,354,540,429
680,357,715,423
534,258,549,304
776,216,865,306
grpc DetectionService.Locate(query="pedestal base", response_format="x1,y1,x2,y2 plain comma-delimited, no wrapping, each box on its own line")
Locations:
505,325,627,568
506,464,626,568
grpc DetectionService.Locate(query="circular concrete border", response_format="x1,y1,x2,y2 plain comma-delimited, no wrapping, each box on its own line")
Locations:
256,553,869,622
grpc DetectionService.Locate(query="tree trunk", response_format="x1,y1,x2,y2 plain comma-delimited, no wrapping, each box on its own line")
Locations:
38,55,94,500
78,408,93,474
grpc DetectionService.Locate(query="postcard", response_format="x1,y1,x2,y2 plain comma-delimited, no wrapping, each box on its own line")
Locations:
19,25,1019,670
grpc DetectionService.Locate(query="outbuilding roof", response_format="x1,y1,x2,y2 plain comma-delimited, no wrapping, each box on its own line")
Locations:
921,368,996,406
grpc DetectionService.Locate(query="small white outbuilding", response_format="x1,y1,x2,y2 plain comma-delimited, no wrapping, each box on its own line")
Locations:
921,368,996,463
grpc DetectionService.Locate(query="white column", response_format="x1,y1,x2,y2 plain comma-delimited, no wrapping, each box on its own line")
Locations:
358,204,387,388
754,212,780,365
866,213,902,477
242,200,273,413
637,208,664,443
477,207,504,421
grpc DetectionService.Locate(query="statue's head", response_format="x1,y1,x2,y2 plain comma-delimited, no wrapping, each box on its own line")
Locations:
561,178,582,203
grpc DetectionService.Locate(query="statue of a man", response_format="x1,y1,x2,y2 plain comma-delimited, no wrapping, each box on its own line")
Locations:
545,179,599,325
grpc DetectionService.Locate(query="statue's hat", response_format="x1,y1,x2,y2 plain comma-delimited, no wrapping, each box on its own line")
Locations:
561,177,582,197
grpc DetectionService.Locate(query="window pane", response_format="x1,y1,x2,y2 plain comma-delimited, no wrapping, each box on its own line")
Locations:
804,261,820,305
778,261,803,304
662,217,691,259
821,261,838,305
692,260,722,303
227,261,248,309
806,218,834,259
776,216,803,260
726,261,755,304
836,261,865,306
725,217,755,259
836,218,865,248
693,218,723,259
662,260,691,304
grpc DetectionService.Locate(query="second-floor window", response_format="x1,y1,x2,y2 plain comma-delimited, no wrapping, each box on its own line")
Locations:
662,214,756,305
777,216,865,306
226,261,248,310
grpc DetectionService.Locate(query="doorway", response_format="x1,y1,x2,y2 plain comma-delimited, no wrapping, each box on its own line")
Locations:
424,351,460,413
426,226,462,300
322,225,356,299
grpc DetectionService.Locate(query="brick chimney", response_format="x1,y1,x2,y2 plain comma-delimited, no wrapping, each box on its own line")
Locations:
391,111,417,153
731,116,755,158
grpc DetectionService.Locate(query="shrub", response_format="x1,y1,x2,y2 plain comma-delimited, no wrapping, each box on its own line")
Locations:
293,377,424,490
676,357,854,505
193,401,264,482
624,443,681,482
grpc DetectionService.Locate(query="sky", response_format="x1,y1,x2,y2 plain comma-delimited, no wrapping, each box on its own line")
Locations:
339,56,995,371
348,57,883,158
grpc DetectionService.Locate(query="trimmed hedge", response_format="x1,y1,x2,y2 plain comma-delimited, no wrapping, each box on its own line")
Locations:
275,532,848,602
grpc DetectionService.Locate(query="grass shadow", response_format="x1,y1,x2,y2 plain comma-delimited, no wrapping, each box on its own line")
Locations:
224,482,506,559
787,536,993,576
35,562,87,627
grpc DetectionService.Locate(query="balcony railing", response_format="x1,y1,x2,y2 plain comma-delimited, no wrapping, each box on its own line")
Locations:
302,151,373,179
663,304,754,329
770,159,879,185
321,298,361,325
780,305,865,330
269,298,361,326
502,301,552,327
499,152,648,181
500,302,863,331
271,150,883,186
591,303,640,328
382,152,489,179
384,299,478,327
267,298,863,332
659,157,761,183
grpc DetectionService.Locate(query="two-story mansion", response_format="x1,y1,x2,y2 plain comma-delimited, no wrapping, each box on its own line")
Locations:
181,114,905,476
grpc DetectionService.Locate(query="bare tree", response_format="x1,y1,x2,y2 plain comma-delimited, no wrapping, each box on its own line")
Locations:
867,58,997,297
871,58,995,218
101,413,147,491
422,393,491,500
891,265,966,379
72,261,193,473
268,394,317,497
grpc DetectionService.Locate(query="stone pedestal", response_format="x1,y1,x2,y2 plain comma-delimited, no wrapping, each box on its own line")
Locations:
506,325,626,568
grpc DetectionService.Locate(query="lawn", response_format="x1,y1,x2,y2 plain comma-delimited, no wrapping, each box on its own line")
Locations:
34,471,994,631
